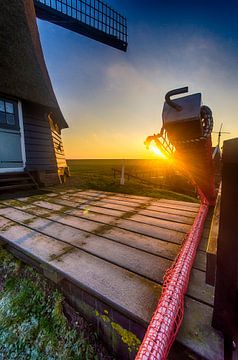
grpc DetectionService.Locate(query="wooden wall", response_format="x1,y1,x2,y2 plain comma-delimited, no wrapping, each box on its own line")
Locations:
48,114,68,173
22,102,68,184
22,102,57,172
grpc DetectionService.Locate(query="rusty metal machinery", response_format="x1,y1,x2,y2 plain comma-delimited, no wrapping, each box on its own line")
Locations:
145,87,215,205
137,87,216,360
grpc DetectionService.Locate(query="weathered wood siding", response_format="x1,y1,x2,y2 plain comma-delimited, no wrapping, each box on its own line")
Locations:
49,116,67,171
22,102,58,171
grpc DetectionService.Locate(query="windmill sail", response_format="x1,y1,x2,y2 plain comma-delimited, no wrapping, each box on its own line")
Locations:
34,0,128,51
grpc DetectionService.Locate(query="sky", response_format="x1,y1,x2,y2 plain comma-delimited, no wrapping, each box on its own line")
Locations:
37,0,238,159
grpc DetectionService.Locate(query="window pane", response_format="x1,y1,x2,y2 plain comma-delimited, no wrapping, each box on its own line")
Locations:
0,101,5,112
5,102,14,114
6,114,15,125
0,112,5,123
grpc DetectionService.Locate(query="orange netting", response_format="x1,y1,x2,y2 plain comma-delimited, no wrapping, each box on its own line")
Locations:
136,196,209,359
136,132,214,359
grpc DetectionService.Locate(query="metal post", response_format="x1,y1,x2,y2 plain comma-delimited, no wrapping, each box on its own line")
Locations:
212,138,238,359
120,159,125,185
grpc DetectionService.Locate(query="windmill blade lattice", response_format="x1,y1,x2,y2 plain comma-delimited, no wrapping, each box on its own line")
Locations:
34,0,128,51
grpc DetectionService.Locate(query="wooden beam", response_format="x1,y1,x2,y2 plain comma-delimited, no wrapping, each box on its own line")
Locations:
34,1,128,52
213,138,238,358
206,186,221,285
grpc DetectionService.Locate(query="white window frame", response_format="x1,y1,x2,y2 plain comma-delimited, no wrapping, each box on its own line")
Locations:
0,100,26,173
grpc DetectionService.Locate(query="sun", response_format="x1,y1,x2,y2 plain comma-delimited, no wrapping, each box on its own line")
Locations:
150,144,168,159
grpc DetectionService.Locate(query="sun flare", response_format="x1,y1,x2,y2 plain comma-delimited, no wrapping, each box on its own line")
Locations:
150,144,167,159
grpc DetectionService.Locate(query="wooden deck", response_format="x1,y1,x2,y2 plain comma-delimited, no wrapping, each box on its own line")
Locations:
0,189,223,359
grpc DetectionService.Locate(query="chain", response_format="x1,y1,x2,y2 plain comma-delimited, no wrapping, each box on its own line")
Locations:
172,105,213,145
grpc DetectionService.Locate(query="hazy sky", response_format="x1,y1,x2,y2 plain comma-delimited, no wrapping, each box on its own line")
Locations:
37,0,238,159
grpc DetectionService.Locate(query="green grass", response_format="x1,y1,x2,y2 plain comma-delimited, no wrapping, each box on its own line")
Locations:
0,247,111,360
66,159,198,203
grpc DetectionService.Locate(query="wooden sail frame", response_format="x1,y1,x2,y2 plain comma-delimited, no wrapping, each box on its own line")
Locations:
34,0,128,51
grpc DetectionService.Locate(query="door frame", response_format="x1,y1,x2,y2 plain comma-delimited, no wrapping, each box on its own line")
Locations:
0,100,26,173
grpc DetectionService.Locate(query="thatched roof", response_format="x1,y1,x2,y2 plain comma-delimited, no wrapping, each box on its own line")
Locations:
0,0,68,129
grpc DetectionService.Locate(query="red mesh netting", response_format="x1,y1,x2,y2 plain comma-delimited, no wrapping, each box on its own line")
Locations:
136,195,209,360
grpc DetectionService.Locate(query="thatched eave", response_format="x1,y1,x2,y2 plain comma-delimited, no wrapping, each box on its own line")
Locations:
0,0,68,129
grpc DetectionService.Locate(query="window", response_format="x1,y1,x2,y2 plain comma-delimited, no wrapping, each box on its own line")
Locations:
0,99,19,129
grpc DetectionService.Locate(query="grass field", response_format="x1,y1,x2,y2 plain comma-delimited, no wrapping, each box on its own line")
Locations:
66,159,197,203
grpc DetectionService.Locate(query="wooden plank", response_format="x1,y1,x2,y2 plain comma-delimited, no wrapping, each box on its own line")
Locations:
57,197,191,232
44,198,191,232
91,197,146,210
90,191,197,211
138,209,194,225
85,191,198,210
0,206,170,283
0,206,213,305
4,198,205,271
178,297,223,360
105,196,149,204
70,208,190,234
194,250,206,272
198,208,214,252
50,249,162,324
64,196,138,212
4,200,183,261
24,117,50,129
129,214,191,231
5,194,205,262
57,194,195,225
150,201,199,213
104,195,149,205
73,190,106,197
206,188,220,285
0,192,223,359
48,195,194,227
81,189,154,202
24,131,53,141
33,200,63,211
0,214,162,324
25,144,54,152
101,226,181,260
26,159,56,166
158,198,199,208
213,138,238,356
11,195,199,243
199,234,209,252
25,135,53,146
52,131,62,141
0,216,66,262
25,124,51,135
68,192,145,208
15,198,187,244
61,193,108,203
59,196,90,205
147,205,197,218
67,201,126,217
8,199,186,244
63,209,186,243
26,152,56,160
0,214,223,358
187,268,214,305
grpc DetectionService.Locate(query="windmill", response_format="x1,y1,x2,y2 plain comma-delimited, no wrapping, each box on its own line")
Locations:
212,123,230,159
0,0,128,190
